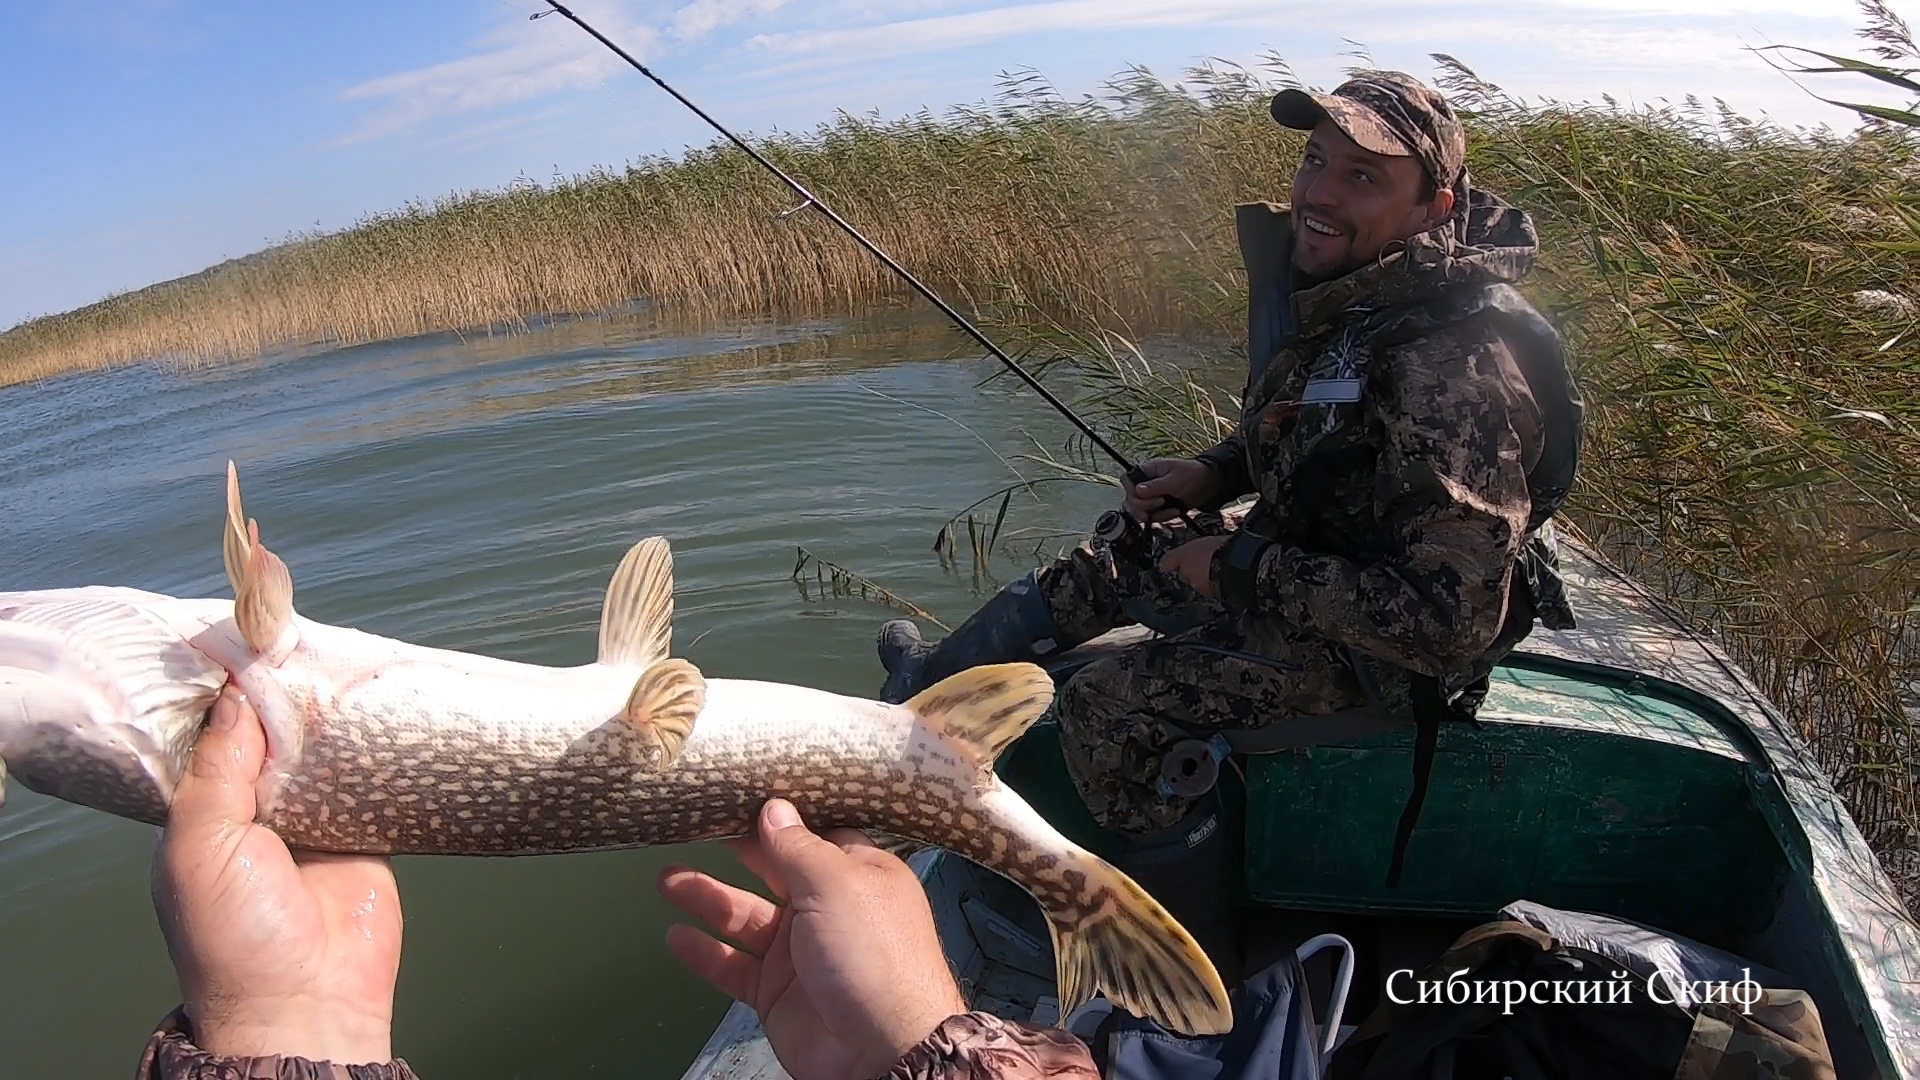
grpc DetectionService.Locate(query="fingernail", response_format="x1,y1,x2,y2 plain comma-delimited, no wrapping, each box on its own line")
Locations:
211,695,239,733
764,798,801,830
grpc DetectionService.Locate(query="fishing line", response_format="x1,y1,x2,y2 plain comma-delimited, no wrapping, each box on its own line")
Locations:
533,0,1150,483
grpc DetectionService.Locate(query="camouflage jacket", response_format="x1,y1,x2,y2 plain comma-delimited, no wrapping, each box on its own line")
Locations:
136,1006,423,1080
1196,191,1579,696
881,1012,1100,1079
134,1005,1091,1080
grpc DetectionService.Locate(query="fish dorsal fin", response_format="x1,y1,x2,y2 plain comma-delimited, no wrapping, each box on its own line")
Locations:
904,663,1055,765
598,537,675,669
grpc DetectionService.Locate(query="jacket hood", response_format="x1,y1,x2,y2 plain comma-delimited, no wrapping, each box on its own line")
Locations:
1281,185,1541,335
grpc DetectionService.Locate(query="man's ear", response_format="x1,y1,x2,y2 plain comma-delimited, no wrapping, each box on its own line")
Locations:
1424,187,1456,227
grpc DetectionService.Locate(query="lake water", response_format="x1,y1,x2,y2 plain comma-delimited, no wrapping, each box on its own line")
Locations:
0,306,1119,1078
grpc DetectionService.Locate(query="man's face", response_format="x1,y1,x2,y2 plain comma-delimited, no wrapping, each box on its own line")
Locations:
1290,120,1449,281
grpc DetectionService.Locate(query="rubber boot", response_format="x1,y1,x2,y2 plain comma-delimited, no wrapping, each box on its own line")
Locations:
1108,790,1245,995
876,569,1069,704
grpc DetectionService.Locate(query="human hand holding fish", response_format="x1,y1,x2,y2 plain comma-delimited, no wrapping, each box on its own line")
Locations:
0,460,1233,1041
659,798,969,1080
144,681,408,1074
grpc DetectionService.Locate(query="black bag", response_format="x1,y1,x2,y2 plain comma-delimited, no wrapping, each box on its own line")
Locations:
1328,901,1837,1080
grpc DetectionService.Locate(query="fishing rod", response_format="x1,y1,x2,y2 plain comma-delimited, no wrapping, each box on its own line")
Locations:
532,0,1150,484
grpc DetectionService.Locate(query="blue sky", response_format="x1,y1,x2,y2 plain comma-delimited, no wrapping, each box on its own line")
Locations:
1,0,1907,331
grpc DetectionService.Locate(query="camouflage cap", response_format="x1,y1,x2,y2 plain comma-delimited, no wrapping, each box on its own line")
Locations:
1270,71,1466,191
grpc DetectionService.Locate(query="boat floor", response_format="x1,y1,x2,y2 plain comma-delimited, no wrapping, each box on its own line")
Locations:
920,844,1479,1037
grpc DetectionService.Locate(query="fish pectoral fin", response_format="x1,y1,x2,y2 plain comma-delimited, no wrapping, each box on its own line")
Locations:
1045,852,1234,1039
623,657,705,770
904,663,1054,767
863,829,933,860
234,520,298,664
225,463,299,665
598,537,675,670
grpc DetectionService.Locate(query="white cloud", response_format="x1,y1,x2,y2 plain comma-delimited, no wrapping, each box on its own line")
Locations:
328,0,1900,150
744,0,1276,59
333,1,651,144
722,0,1891,130
744,0,1866,63
671,0,790,41
336,0,791,144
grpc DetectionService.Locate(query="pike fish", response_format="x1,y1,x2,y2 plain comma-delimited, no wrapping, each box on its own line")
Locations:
0,462,1232,1037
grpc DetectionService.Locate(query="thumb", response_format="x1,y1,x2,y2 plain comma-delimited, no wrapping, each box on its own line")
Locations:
168,682,267,832
756,798,852,902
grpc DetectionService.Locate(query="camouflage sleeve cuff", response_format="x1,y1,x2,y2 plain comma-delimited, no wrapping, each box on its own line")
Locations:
1192,440,1252,503
880,1011,1100,1080
135,1007,422,1080
1214,530,1276,613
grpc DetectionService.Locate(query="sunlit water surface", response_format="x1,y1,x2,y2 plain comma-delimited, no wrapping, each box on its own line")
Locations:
0,306,1117,1078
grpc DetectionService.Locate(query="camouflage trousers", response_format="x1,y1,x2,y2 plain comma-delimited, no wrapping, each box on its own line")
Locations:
1033,512,1369,835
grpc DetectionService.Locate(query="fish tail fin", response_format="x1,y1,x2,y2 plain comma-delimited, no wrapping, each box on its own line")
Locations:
1045,849,1234,1038
904,663,1054,766
906,666,1232,1035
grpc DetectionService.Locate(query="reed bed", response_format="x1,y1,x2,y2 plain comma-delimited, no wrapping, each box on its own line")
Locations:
3,8,1916,905
947,43,1920,905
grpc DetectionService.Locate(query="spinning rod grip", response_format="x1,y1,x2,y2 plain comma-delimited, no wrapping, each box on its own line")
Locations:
1123,465,1187,513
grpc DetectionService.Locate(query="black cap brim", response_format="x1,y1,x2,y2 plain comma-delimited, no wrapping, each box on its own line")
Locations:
1269,88,1329,131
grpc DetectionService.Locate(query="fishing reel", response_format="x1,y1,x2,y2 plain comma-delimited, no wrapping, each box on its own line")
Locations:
1095,507,1139,547
1157,734,1234,799
1091,507,1150,580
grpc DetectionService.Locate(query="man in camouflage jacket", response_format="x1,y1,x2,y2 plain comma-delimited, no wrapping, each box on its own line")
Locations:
877,70,1579,984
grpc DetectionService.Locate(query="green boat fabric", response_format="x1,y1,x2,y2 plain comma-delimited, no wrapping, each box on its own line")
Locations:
1005,535,1919,1079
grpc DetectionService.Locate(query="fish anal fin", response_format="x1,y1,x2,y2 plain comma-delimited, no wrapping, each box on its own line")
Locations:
624,657,705,771
599,537,675,669
904,663,1054,766
234,519,298,665
1042,853,1233,1038
223,460,251,598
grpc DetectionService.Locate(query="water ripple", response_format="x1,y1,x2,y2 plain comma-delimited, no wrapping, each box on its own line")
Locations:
0,306,1115,1077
